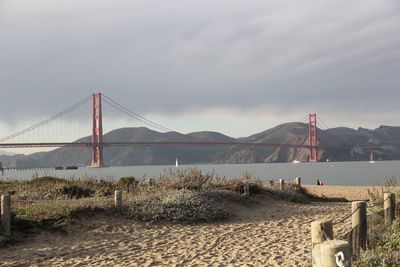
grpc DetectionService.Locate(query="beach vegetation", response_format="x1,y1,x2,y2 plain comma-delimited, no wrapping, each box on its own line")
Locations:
354,219,400,267
0,168,321,245
353,177,400,266
128,189,230,223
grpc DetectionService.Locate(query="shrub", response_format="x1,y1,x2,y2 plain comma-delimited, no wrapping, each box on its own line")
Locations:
62,185,94,199
355,176,400,267
117,177,138,193
264,187,310,203
354,219,400,266
128,189,230,223
158,168,213,190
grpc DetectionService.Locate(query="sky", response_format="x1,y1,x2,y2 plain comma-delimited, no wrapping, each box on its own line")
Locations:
1,0,400,152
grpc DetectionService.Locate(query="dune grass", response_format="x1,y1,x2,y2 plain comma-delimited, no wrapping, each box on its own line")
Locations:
0,168,319,246
352,176,400,266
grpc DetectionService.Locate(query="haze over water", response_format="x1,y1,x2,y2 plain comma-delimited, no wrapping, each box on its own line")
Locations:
2,161,400,186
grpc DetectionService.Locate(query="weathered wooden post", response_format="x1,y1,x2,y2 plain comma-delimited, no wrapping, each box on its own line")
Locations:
114,190,122,209
279,179,285,190
311,219,333,266
384,193,395,225
294,177,301,187
351,201,367,255
243,183,250,197
320,240,351,267
1,195,11,235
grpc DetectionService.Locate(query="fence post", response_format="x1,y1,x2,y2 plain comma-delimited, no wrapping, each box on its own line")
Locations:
1,195,11,235
279,179,285,190
243,183,250,197
351,201,367,255
384,193,395,225
311,219,333,266
115,190,122,209
320,240,351,267
294,177,301,187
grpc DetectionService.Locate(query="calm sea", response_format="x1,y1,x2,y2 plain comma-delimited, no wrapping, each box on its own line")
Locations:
2,161,400,186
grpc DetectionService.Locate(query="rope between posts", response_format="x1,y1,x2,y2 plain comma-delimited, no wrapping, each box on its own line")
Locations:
322,227,332,241
332,206,359,226
333,197,394,226
383,195,391,203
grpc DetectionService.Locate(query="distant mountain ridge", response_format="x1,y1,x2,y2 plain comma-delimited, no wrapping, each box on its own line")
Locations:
1,123,400,168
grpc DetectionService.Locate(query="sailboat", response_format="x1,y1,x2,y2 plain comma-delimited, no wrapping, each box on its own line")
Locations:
369,153,375,164
175,158,179,167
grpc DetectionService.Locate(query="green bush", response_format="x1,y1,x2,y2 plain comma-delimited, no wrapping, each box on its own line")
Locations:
354,219,400,266
117,177,137,192
128,189,230,223
264,187,310,203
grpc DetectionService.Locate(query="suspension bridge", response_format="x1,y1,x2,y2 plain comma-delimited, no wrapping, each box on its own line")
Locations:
0,93,321,167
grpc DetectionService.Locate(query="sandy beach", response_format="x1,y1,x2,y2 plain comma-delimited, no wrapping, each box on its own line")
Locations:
0,186,371,266
304,185,382,201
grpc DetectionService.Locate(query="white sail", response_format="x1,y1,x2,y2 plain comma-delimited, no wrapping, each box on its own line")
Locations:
176,158,179,167
369,153,375,164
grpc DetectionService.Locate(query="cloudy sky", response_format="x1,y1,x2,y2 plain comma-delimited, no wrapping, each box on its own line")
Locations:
1,0,400,147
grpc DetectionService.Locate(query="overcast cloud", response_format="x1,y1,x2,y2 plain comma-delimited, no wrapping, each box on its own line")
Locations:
1,0,400,139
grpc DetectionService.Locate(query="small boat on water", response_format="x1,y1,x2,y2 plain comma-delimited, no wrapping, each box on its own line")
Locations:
369,153,375,164
292,160,301,164
55,166,79,170
175,158,179,167
65,166,79,170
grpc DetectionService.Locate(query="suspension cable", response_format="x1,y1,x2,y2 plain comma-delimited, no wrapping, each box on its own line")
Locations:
0,95,92,143
299,115,309,124
102,94,175,132
317,115,330,130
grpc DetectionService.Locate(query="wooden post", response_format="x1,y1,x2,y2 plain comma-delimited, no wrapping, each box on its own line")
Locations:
320,240,351,267
351,201,367,255
311,219,333,266
384,193,395,225
243,183,250,197
114,190,122,209
1,195,11,235
279,179,285,190
294,177,301,187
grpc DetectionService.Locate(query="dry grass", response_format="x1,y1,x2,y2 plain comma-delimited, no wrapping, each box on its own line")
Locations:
0,168,319,246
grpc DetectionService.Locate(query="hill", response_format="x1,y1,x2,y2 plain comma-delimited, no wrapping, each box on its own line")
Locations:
1,124,400,167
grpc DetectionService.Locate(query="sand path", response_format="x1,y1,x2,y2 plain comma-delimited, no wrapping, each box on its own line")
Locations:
0,198,353,266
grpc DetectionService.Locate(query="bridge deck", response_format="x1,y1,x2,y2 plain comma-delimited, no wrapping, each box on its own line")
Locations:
0,142,317,149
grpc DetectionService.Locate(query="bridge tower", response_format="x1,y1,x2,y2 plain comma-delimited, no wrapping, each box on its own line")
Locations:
91,93,104,167
308,113,318,162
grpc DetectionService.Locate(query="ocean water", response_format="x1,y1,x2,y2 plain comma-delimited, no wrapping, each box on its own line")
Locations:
2,161,400,186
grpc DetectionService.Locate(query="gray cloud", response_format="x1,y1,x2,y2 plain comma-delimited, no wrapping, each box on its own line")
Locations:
1,0,400,131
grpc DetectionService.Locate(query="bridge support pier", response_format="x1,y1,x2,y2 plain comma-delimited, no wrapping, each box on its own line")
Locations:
309,113,318,162
91,93,104,167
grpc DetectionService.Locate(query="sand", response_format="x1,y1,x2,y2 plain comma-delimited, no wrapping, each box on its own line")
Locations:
304,185,382,201
0,186,370,266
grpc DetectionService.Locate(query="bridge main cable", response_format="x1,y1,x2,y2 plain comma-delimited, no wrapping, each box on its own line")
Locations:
102,94,175,133
0,95,92,143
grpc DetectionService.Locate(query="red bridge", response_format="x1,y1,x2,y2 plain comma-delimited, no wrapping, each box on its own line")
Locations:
0,93,320,167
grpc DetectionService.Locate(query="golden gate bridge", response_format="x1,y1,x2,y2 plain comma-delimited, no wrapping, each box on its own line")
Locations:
0,93,320,167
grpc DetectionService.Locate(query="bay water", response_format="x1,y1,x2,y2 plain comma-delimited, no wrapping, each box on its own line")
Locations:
2,161,400,186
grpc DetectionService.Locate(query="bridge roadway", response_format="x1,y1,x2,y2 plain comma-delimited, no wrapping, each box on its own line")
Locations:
0,141,317,149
